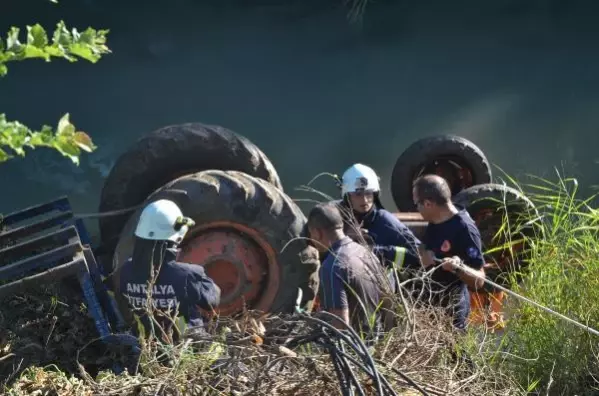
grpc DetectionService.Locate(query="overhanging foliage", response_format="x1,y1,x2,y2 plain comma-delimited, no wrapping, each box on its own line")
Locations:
0,21,110,164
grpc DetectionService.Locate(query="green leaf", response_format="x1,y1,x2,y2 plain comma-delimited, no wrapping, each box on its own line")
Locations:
0,21,111,76
53,136,81,165
52,21,71,47
22,45,48,60
0,148,11,162
43,46,64,57
56,113,74,136
6,27,21,51
73,131,95,152
0,113,96,165
28,125,56,146
68,43,97,63
27,24,48,48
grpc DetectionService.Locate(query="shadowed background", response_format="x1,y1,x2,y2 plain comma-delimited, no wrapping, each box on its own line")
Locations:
1,0,598,241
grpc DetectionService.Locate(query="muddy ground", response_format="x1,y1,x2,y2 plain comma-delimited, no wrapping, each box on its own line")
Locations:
0,280,120,385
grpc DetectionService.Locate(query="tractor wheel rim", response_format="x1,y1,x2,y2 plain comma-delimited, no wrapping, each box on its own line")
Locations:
416,157,475,195
177,221,280,317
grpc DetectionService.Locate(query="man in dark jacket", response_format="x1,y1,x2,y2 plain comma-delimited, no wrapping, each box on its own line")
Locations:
307,202,389,339
337,164,423,291
412,174,486,330
118,199,221,343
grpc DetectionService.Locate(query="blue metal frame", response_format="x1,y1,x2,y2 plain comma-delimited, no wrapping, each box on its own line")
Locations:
0,196,139,374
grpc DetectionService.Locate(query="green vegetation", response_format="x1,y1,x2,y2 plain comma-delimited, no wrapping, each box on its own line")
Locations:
0,21,110,164
468,173,599,394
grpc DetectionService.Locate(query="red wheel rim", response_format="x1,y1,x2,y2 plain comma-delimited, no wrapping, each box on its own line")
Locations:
177,221,280,317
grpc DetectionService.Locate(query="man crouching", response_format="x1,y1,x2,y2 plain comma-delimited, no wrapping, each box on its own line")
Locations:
118,199,221,343
307,202,392,341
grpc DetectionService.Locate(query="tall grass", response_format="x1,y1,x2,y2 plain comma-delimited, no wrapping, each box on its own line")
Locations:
479,172,599,394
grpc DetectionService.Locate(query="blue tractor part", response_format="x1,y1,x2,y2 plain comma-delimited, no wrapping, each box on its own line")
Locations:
0,196,140,374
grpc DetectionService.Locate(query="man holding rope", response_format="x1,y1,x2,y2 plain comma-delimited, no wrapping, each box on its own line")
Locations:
412,174,485,331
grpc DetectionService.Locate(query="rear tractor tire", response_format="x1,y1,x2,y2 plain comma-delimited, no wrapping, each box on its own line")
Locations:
112,170,320,316
452,183,539,290
391,135,492,212
98,123,282,273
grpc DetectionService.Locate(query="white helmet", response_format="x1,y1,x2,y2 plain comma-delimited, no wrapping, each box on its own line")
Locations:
134,199,195,243
340,163,381,196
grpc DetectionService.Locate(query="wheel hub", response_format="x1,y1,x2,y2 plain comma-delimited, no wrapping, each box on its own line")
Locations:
419,157,474,195
178,226,275,316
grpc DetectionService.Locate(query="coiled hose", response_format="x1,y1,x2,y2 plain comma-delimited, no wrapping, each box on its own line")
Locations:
291,289,430,396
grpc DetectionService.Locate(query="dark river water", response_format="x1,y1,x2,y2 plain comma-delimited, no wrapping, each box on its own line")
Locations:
2,0,599,242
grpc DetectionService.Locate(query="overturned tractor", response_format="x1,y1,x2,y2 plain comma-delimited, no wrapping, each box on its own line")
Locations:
96,123,536,330
0,123,537,374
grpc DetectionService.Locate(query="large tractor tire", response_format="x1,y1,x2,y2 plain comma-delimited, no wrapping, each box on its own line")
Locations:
391,135,492,212
452,183,539,290
98,123,282,271
112,170,320,317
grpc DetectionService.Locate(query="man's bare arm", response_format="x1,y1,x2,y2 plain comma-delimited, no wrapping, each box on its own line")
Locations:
326,308,350,329
442,256,485,289
457,265,485,290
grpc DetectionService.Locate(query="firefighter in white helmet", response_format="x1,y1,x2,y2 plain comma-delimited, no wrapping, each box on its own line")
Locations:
338,164,422,289
118,199,220,343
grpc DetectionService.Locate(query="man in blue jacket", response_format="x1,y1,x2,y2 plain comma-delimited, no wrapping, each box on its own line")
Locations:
412,174,485,330
118,199,221,343
337,164,423,291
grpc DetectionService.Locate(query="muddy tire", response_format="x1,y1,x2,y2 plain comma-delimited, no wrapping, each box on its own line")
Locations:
452,183,539,290
98,123,282,269
391,135,492,212
111,170,320,316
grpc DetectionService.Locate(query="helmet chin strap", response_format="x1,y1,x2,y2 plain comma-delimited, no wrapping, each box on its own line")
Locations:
373,193,385,210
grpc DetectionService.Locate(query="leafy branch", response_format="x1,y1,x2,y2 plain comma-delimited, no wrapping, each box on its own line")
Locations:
0,21,110,164
0,113,96,165
0,21,110,76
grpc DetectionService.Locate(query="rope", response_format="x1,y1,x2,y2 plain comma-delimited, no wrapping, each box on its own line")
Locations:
72,205,143,219
445,258,599,337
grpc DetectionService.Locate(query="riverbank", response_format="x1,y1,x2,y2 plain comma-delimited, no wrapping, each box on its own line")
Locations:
2,173,599,395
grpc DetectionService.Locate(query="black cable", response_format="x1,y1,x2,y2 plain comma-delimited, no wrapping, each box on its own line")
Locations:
374,359,430,395
297,313,430,396
317,339,397,396
296,313,389,395
329,343,354,396
290,321,377,394
316,339,383,396
326,337,365,396
337,339,365,396
373,360,436,396
287,289,430,396
309,311,384,395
